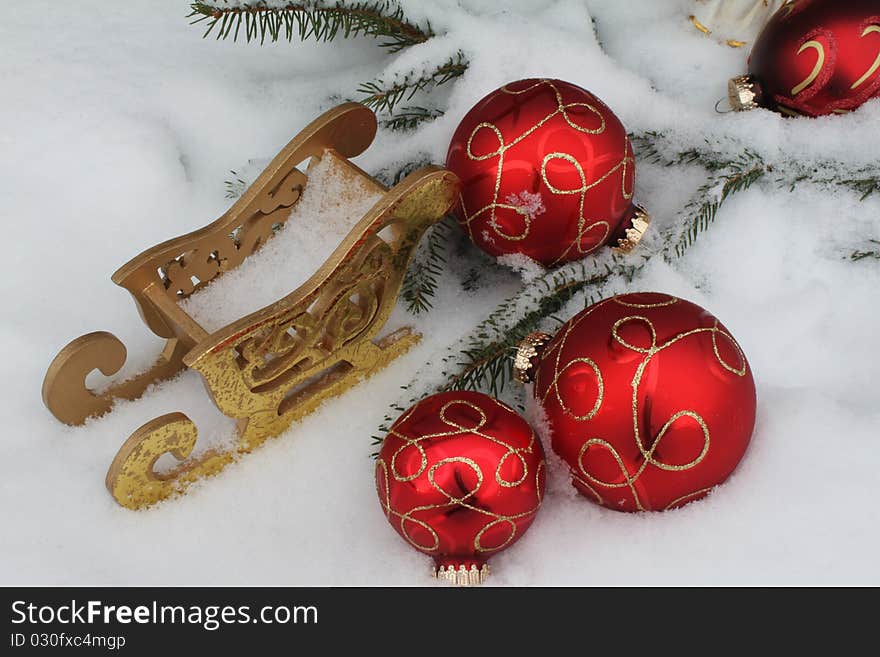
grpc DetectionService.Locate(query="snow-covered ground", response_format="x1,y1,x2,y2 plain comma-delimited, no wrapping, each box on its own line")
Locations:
2,0,878,585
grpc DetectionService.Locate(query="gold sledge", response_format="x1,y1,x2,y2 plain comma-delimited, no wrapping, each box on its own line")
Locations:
42,103,459,510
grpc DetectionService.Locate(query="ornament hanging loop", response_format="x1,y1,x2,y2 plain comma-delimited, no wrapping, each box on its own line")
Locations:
715,97,734,113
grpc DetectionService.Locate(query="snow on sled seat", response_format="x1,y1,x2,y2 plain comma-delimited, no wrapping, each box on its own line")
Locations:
41,102,460,510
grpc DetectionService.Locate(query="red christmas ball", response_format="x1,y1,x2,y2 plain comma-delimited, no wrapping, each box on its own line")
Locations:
518,292,756,512
375,391,545,584
446,79,649,267
729,0,880,116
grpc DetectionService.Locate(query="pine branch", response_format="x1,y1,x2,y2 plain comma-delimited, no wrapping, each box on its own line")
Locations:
370,401,407,449
843,178,880,201
633,131,880,199
189,3,468,128
357,52,468,115
375,157,453,316
635,130,880,260
460,267,482,292
402,217,451,314
188,1,432,51
669,162,766,258
225,170,249,198
439,257,643,397
631,131,758,172
851,239,880,261
805,171,880,201
373,156,432,187
636,132,816,259
380,105,444,130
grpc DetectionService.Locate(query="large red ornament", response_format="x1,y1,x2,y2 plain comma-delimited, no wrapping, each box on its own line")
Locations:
445,79,650,267
375,391,545,584
516,292,756,512
729,0,880,116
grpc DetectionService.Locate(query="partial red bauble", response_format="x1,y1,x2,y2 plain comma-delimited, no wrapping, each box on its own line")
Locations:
375,391,545,583
530,293,756,512
736,0,880,116
446,78,643,266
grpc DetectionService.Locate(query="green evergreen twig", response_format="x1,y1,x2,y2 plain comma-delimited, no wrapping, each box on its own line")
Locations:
632,133,769,259
373,156,432,187
426,257,644,399
851,239,880,261
188,3,470,127
402,218,452,314
357,52,468,115
225,170,249,198
670,161,767,258
380,106,444,130
188,1,432,51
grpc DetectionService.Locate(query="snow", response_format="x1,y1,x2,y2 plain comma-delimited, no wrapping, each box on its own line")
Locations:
2,0,879,586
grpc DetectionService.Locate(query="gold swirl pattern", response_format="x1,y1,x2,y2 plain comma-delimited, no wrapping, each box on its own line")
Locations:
791,40,825,96
662,487,716,511
788,23,880,100
534,295,750,511
376,398,544,556
459,79,634,264
538,299,610,422
851,25,880,90
612,294,679,309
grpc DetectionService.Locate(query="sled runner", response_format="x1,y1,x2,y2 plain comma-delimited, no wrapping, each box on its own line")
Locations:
42,103,459,510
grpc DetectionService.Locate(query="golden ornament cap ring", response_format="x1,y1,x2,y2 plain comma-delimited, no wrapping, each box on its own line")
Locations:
514,332,553,384
613,204,651,254
433,563,490,586
728,74,761,111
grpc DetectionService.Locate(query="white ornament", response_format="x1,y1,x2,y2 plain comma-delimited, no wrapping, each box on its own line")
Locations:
690,0,785,47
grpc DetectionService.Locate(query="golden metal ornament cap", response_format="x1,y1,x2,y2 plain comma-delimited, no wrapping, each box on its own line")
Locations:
613,205,651,254
728,74,760,111
514,332,552,385
433,563,490,586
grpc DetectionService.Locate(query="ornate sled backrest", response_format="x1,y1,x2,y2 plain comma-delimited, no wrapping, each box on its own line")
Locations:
111,103,378,341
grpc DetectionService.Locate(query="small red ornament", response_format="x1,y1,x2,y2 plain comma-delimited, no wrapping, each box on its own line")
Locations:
445,78,650,267
515,292,756,512
375,391,545,584
729,0,880,116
